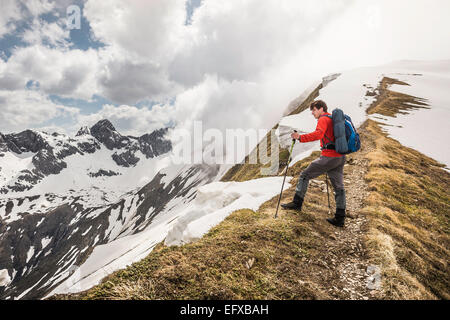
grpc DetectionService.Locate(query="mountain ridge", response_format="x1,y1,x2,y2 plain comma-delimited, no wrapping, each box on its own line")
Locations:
0,119,172,194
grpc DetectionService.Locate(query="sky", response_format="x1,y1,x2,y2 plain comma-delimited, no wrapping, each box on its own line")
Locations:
0,0,449,137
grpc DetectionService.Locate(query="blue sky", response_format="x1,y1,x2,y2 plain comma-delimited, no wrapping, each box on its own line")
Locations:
0,0,449,136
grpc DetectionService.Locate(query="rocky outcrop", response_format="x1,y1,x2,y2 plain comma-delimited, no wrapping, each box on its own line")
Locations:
112,150,140,167
90,119,131,151
75,126,90,137
3,130,48,154
88,169,120,178
89,120,172,166
138,128,172,159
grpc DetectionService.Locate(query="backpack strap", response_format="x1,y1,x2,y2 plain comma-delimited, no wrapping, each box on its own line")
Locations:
319,115,334,147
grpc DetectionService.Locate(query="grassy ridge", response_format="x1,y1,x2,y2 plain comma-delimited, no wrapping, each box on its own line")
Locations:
362,77,449,299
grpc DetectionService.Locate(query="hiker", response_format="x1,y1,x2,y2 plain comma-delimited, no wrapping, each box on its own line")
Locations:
281,100,346,227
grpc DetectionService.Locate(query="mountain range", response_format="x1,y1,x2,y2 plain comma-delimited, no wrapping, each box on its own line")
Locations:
0,120,226,299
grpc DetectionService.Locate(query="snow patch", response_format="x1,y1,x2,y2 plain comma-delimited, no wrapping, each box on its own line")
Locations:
0,269,11,287
165,177,292,246
82,226,92,236
26,246,35,263
41,237,51,250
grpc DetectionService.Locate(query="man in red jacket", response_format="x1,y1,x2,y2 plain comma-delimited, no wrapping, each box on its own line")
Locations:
281,100,346,227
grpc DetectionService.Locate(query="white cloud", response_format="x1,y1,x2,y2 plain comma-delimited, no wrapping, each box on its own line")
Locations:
72,104,172,136
169,0,349,85
0,0,56,38
82,0,187,104
21,0,55,17
96,49,181,105
21,17,70,48
0,89,79,133
164,0,450,137
0,0,22,38
84,0,186,62
1,45,99,99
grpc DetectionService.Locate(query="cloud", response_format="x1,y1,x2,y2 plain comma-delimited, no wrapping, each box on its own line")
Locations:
1,44,99,99
71,0,353,134
0,0,56,38
21,16,70,48
164,0,450,138
0,0,22,38
84,0,186,61
72,103,172,136
20,0,55,17
97,50,180,105
0,89,79,133
81,0,187,104
169,0,349,86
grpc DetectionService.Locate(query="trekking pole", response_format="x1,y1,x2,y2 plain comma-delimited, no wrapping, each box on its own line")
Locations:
325,173,331,215
274,130,297,219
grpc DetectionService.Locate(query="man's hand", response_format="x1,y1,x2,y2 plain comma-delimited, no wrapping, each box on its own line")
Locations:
291,132,300,140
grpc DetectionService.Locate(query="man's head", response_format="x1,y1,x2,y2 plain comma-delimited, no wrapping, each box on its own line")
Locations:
310,100,328,119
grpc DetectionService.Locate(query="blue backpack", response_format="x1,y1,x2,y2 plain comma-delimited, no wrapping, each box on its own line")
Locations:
321,109,360,155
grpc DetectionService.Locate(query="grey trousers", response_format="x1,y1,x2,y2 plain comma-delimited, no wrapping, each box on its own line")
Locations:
295,155,346,210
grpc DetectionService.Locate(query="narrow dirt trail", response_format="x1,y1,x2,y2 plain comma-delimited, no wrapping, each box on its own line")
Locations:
321,122,378,300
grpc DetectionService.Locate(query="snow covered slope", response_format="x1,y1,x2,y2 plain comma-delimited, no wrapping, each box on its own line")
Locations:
47,176,290,295
0,120,176,299
368,60,450,171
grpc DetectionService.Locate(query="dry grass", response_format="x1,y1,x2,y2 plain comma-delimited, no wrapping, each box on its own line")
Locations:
366,77,429,117
57,207,333,300
362,77,449,299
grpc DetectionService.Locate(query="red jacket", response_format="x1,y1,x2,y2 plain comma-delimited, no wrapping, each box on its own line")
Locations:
299,113,342,157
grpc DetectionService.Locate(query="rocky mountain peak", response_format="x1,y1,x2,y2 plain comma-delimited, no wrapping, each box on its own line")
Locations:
90,119,116,133
89,119,125,150
75,126,91,137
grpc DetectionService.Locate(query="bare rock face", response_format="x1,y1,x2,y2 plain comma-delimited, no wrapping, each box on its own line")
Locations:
3,130,48,154
0,133,8,155
88,169,120,178
138,128,172,159
112,150,140,167
75,126,90,137
90,120,130,151
32,149,67,176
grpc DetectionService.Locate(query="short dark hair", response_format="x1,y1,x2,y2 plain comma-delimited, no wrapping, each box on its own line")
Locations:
310,100,328,112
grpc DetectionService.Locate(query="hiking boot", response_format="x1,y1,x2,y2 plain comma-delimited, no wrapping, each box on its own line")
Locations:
281,193,303,211
327,208,345,227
